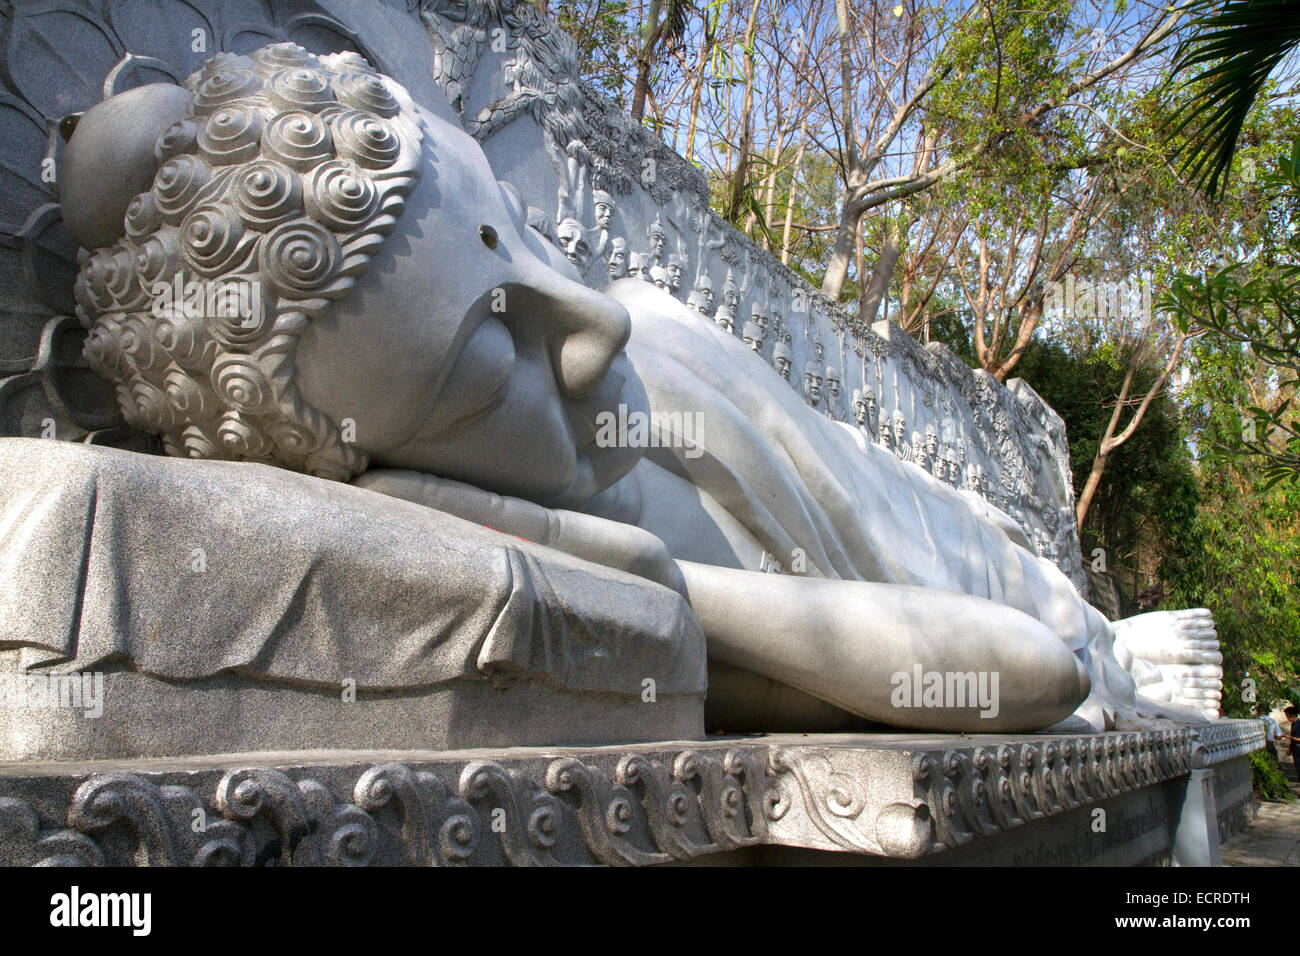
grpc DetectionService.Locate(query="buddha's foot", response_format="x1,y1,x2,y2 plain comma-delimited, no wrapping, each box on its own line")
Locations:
1113,608,1223,720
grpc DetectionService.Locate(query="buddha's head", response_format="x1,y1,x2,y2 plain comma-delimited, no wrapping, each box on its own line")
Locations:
892,410,906,440
696,273,715,313
924,424,938,457
741,320,763,352
606,236,627,279
592,189,614,230
878,411,893,448
824,365,840,402
721,269,739,311
665,254,683,290
63,45,642,509
647,215,666,259
851,388,867,426
773,340,792,380
649,265,669,289
862,385,876,421
556,217,590,272
802,361,823,406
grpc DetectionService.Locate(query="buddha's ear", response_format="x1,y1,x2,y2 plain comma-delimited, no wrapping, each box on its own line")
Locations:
59,83,192,250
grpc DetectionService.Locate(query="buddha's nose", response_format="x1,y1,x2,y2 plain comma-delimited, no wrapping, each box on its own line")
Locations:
509,263,631,399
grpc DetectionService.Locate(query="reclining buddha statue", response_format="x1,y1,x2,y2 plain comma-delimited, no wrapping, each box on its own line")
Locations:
14,44,1221,758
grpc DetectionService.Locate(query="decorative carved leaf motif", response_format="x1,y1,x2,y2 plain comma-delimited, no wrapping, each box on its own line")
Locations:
0,96,52,233
105,0,215,81
4,6,122,120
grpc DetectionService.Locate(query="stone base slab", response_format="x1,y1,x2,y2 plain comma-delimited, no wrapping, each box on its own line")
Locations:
0,721,1263,866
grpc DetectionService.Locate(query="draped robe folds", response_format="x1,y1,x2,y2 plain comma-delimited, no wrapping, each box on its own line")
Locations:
595,280,1099,657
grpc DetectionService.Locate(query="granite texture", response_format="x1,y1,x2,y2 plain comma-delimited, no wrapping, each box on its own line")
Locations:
0,438,706,759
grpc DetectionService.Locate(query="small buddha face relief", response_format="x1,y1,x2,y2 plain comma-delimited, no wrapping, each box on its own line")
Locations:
743,332,762,352
925,427,939,457
775,355,791,381
804,369,823,405
666,262,682,290
700,283,715,312
607,240,627,278
716,313,734,333
865,396,877,422
893,415,907,442
825,371,840,401
879,417,894,447
557,219,590,272
594,201,614,231
853,400,867,426
649,230,666,260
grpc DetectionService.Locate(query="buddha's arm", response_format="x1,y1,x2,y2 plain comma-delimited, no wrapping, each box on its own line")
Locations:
353,468,687,597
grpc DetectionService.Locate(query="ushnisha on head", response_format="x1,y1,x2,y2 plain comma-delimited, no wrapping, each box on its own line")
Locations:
66,44,425,481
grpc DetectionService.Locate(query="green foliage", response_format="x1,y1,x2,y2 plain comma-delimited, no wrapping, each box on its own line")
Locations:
1164,135,1300,487
548,1,639,103
1250,748,1296,802
1011,339,1198,607
1161,335,1300,715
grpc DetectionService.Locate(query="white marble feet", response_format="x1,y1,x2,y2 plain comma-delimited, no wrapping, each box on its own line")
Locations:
1113,608,1224,720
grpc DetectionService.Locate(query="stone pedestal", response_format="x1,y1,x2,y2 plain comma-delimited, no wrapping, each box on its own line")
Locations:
0,721,1263,866
1167,769,1221,866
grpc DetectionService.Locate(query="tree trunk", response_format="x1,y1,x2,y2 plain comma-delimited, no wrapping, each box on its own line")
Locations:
629,0,665,123
859,217,903,326
1075,334,1190,527
684,23,714,164
780,131,808,265
726,0,763,223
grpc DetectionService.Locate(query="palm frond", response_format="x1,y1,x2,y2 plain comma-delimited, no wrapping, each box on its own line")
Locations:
662,0,693,47
1165,0,1300,198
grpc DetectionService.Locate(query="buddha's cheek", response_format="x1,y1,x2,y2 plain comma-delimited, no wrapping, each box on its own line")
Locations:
379,331,582,504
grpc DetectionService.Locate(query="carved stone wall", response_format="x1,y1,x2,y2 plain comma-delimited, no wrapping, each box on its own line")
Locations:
0,0,1083,591
0,721,1264,866
419,0,1086,591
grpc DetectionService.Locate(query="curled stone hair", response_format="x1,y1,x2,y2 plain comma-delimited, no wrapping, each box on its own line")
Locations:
74,43,425,481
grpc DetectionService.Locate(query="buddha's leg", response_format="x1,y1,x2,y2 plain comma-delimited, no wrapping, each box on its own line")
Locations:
676,561,1090,733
